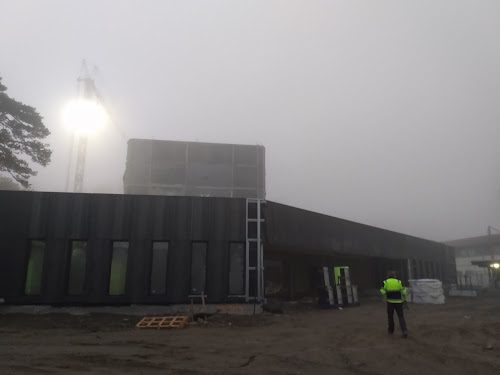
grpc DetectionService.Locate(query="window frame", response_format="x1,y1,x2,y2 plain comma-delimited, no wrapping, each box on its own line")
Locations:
149,241,170,296
24,240,47,296
108,240,130,296
66,240,89,296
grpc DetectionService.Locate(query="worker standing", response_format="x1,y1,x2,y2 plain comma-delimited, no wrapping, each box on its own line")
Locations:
380,271,408,338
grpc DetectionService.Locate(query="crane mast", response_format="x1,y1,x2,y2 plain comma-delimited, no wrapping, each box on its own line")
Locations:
64,59,125,193
73,60,98,193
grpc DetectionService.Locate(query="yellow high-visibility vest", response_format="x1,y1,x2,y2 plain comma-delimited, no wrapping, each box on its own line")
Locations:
380,278,407,303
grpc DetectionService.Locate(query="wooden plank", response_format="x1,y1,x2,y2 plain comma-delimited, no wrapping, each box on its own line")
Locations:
136,316,189,329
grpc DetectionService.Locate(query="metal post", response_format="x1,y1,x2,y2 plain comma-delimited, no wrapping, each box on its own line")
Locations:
64,133,75,192
260,242,264,302
407,259,412,283
73,135,88,192
245,200,250,301
257,199,261,301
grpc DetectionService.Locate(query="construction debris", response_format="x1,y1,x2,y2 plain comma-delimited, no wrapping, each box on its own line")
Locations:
193,310,220,321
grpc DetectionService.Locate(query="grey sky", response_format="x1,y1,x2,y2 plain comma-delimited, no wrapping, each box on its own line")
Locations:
1,0,500,242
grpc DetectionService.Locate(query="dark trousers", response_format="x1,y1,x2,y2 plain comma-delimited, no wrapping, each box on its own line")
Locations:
387,302,407,333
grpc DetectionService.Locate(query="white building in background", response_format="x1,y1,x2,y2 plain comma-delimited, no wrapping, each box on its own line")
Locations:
445,233,500,289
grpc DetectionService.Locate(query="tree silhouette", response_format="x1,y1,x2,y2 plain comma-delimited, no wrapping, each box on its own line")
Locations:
0,77,52,187
0,176,21,190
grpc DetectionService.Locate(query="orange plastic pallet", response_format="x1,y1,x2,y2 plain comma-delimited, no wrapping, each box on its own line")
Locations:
136,316,188,329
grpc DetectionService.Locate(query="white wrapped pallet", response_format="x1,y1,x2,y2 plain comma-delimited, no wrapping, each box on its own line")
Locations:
409,279,445,304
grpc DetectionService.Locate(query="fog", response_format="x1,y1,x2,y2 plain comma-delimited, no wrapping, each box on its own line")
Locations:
1,1,500,242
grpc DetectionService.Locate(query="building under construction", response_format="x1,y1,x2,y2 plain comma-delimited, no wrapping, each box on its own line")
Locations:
0,191,455,305
0,139,456,305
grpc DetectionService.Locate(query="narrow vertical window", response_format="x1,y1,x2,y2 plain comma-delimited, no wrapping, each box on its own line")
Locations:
229,242,245,295
150,242,169,295
25,240,46,295
68,241,87,295
190,242,207,295
109,241,129,296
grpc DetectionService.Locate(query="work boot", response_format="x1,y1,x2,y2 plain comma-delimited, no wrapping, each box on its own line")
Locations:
387,330,394,335
402,331,408,339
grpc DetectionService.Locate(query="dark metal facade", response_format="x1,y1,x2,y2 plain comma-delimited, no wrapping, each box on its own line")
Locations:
0,191,247,305
264,202,456,296
265,202,455,265
0,191,456,305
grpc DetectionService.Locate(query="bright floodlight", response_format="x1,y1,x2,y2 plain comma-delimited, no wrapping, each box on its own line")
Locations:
494,263,500,269
62,99,108,134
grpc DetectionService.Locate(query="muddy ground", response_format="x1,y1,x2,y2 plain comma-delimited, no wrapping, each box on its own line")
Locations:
0,296,499,374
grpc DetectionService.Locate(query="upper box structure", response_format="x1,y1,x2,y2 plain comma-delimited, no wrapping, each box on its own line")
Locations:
123,139,266,198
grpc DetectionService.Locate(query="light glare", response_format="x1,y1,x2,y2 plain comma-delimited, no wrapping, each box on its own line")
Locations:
62,99,107,134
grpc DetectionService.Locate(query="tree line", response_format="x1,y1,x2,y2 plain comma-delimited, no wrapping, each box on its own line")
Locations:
0,76,51,190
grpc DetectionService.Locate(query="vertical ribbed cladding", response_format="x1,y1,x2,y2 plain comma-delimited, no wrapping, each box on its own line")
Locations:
128,194,153,303
44,193,81,304
167,196,192,303
0,191,458,304
264,200,457,288
2,192,248,305
0,191,34,302
206,198,229,302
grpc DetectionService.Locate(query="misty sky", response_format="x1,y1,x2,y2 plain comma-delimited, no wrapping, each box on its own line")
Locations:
1,1,500,242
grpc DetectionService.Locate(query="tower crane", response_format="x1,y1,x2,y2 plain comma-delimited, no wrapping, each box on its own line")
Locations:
64,59,127,193
73,60,97,192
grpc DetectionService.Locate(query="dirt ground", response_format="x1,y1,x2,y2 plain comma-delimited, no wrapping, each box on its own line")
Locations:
1,296,499,375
